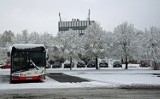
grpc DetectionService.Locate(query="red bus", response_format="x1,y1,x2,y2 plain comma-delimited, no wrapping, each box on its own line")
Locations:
10,44,47,83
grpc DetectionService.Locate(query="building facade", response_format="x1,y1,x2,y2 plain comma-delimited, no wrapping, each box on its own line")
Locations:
58,19,95,35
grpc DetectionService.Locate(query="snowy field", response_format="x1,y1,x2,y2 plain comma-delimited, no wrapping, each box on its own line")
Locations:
1,64,160,90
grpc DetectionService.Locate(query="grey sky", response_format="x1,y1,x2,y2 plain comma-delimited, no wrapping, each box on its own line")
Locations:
0,0,160,36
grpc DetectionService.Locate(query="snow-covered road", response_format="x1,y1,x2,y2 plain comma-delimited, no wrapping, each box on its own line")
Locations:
1,67,160,90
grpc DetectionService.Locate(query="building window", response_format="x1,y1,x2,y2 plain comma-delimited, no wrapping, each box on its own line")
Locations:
68,22,71,27
62,22,65,27
66,22,68,27
77,21,79,26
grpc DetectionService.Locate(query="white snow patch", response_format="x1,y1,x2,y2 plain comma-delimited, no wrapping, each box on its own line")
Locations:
1,66,160,90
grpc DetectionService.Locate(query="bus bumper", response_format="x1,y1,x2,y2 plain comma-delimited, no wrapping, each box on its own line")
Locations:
11,75,45,81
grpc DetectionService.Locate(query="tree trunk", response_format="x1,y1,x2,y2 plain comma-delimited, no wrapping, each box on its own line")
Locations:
151,47,159,70
70,56,72,70
125,55,128,69
153,60,159,70
95,56,99,70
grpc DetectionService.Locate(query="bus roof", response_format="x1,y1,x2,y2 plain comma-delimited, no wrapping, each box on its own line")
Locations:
12,44,45,50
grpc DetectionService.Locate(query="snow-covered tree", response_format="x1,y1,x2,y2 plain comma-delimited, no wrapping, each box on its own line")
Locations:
1,30,14,47
103,31,117,59
28,32,41,44
12,29,29,44
12,30,54,46
81,23,107,69
0,48,8,64
39,32,54,47
0,33,3,47
113,22,138,69
22,29,29,43
54,30,82,63
12,33,22,44
142,27,160,70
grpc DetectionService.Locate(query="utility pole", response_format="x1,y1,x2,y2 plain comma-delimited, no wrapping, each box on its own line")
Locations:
88,9,91,25
59,12,61,22
58,12,62,34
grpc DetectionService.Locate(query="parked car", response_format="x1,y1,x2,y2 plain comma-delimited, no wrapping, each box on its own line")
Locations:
46,60,55,68
64,63,74,68
52,62,62,68
87,60,96,68
0,64,11,69
77,62,85,68
140,60,150,67
113,60,122,68
64,60,74,68
99,60,108,68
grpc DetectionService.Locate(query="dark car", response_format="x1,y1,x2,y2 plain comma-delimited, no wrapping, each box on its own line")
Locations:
52,62,62,68
64,63,74,68
64,60,74,68
140,60,150,67
0,64,11,69
87,60,96,68
113,61,122,68
99,60,108,68
77,62,85,68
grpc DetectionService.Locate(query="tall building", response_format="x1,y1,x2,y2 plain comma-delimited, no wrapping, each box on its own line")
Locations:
58,10,95,35
58,19,95,35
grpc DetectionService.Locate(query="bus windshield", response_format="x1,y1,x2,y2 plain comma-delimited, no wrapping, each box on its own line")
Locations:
12,52,45,73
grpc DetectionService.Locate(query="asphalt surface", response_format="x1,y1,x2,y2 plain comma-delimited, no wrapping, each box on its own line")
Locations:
0,88,160,99
47,73,89,83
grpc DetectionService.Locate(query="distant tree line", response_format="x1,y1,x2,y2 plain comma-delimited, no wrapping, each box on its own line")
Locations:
0,22,160,70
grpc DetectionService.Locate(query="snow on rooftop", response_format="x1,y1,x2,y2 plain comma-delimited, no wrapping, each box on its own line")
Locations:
12,44,45,50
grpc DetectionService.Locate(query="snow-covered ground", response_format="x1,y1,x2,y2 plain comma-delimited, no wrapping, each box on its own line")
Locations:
0,64,160,90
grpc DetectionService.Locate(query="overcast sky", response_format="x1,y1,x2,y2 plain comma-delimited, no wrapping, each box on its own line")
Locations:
0,0,160,36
